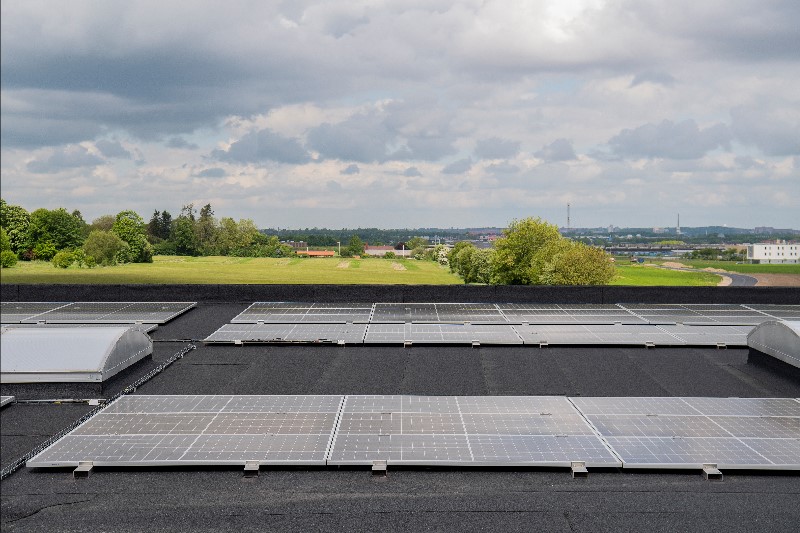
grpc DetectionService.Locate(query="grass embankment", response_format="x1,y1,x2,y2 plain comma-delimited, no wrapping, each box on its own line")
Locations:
0,255,462,285
650,259,800,274
610,264,720,286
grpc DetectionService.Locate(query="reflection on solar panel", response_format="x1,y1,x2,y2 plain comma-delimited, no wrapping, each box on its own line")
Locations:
232,302,372,323
27,395,342,467
572,397,800,469
328,395,621,467
0,302,70,324
514,324,684,346
21,302,196,324
204,323,367,344
364,323,523,344
0,396,14,408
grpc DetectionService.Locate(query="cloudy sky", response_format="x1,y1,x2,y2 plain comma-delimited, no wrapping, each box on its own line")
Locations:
2,0,799,229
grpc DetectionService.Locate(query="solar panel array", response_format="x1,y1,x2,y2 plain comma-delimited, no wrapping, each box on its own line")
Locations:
0,301,196,324
1,323,158,334
207,302,800,345
28,395,800,471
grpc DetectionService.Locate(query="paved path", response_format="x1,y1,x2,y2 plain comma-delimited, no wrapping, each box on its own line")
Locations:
655,266,758,286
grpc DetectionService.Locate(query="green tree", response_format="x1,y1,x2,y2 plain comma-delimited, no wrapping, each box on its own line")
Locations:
447,241,473,274
0,199,30,254
172,215,199,256
112,210,153,263
89,214,116,233
347,235,365,256
83,230,130,265
406,236,428,250
538,242,616,285
491,217,561,285
465,248,494,284
195,203,219,255
23,208,83,260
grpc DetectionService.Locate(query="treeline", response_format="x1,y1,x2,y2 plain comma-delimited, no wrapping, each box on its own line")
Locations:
264,228,465,247
447,218,616,285
0,199,292,268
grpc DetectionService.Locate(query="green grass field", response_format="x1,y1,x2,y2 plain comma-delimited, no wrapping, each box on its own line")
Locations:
0,255,735,286
650,259,800,274
610,264,720,286
0,256,462,285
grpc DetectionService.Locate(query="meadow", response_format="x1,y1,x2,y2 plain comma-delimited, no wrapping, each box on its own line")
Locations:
0,255,735,286
0,255,463,285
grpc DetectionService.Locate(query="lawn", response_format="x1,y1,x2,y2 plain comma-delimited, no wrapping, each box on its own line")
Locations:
610,264,721,286
650,259,800,274
0,256,463,285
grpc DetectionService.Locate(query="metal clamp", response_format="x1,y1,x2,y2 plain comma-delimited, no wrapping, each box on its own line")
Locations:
702,463,723,481
372,460,388,476
244,460,260,477
571,461,588,478
73,461,94,478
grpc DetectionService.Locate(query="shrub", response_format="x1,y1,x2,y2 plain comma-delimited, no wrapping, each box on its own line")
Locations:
83,230,129,266
384,251,397,259
52,250,76,268
32,241,58,261
1,250,18,268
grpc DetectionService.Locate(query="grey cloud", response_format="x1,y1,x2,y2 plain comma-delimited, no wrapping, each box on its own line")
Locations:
212,129,310,164
731,106,800,156
630,71,675,87
95,139,131,159
442,158,472,174
197,167,226,178
26,145,105,174
307,114,393,163
166,137,199,149
403,166,422,177
326,180,343,191
535,139,577,162
340,164,360,175
474,137,520,159
609,120,732,159
486,162,520,175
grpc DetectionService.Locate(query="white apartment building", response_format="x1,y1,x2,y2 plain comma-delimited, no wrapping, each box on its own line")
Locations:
747,243,799,264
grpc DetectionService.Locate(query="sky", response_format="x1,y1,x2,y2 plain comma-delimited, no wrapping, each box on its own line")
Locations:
1,0,799,230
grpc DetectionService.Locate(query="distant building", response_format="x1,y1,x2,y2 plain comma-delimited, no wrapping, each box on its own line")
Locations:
747,242,799,264
296,250,336,257
363,244,411,257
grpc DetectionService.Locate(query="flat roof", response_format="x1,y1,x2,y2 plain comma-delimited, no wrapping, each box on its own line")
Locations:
2,293,800,532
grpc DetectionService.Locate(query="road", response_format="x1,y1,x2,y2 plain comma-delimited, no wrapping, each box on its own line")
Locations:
655,265,758,286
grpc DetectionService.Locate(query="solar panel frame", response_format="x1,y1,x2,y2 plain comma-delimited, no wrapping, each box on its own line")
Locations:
0,395,14,408
0,302,72,324
514,324,684,346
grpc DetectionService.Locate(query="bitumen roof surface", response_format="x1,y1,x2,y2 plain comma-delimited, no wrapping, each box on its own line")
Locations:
2,297,800,532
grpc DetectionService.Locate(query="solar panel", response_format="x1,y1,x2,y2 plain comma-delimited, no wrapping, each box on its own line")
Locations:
363,323,522,344
327,395,621,467
25,302,196,324
575,397,800,470
0,395,14,408
371,303,439,322
514,324,683,346
27,395,342,467
204,323,367,344
2,322,158,334
231,302,372,323
0,302,70,323
656,325,752,346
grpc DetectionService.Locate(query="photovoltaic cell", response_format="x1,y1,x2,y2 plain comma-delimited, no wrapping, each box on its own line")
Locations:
27,395,341,467
514,324,683,346
232,302,372,323
0,302,70,324
656,325,752,346
204,323,367,344
363,323,522,344
25,302,195,324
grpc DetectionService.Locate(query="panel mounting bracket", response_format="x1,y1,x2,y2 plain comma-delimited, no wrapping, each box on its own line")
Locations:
73,461,94,478
716,342,727,350
539,341,549,348
372,460,388,476
234,340,243,346
571,461,588,478
645,341,656,348
337,340,346,346
403,340,412,348
471,340,480,348
244,460,260,477
702,463,723,481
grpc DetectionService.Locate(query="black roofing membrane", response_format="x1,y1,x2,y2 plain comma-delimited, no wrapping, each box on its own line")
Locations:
2,288,799,532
